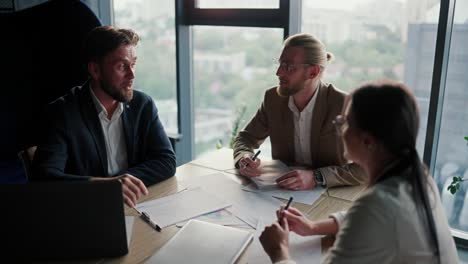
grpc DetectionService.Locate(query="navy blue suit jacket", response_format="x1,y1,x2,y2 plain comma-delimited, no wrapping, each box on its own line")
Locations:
32,82,176,186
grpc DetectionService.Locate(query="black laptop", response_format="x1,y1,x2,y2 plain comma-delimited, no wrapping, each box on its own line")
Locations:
1,181,128,260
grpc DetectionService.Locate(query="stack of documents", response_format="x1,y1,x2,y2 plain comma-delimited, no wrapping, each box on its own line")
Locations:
146,220,253,264
180,173,283,228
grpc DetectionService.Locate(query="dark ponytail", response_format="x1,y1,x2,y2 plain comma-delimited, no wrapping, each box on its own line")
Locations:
351,81,440,263
408,147,440,261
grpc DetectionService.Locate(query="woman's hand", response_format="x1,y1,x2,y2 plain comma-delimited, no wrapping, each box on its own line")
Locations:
260,218,291,263
277,207,315,236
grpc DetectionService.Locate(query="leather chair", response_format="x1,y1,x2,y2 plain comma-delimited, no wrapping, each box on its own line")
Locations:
0,0,102,182
17,146,37,180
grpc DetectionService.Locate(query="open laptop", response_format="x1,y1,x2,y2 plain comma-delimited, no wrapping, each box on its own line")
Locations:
1,181,128,260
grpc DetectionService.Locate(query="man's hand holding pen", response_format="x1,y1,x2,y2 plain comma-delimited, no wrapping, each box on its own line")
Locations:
238,150,262,177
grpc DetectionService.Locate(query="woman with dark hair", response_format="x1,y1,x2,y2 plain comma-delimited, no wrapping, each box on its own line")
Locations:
259,80,457,263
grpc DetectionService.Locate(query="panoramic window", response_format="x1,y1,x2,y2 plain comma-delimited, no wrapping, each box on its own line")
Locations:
114,0,178,135
433,0,468,241
196,0,279,9
193,26,283,157
301,0,440,156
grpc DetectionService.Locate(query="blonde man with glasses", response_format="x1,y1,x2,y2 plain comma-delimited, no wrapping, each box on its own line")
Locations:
233,33,365,190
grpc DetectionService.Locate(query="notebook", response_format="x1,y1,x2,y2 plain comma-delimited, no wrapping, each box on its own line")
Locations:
0,181,128,260
145,220,253,264
250,160,291,189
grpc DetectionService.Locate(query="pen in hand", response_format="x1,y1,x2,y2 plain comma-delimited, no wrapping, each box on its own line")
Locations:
252,150,261,161
280,196,294,222
242,150,261,169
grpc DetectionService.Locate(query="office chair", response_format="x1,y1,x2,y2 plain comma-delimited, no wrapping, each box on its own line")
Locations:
1,0,102,182
17,146,37,180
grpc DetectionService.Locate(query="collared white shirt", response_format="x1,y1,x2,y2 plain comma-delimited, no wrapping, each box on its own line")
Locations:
90,86,128,176
288,91,318,166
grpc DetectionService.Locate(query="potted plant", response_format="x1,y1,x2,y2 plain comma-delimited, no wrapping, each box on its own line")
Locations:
447,136,468,194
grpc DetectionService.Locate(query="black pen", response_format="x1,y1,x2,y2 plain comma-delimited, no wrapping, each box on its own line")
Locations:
141,211,162,232
280,197,294,222
252,150,261,161
132,207,161,232
284,196,293,211
244,150,261,168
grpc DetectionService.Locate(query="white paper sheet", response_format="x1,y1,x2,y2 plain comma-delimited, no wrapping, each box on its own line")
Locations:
243,183,323,205
124,216,134,246
180,173,283,228
175,209,247,228
136,187,231,228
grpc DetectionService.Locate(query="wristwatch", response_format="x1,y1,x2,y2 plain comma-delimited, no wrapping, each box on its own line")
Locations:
314,169,326,187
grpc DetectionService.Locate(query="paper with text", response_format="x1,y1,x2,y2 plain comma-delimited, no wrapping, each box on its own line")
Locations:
243,183,323,205
180,173,283,228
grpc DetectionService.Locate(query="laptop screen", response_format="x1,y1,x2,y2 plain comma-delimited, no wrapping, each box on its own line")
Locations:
1,181,128,260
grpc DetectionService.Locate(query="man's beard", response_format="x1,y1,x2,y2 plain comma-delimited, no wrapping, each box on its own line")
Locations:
276,83,304,97
100,79,133,103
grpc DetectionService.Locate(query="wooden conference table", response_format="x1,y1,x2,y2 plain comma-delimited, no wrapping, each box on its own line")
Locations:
102,148,366,264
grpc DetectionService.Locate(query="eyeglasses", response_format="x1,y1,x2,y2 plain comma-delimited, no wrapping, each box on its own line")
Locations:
276,61,311,73
332,115,348,135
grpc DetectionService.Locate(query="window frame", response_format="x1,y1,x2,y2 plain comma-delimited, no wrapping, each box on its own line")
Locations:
175,0,301,164
110,0,467,244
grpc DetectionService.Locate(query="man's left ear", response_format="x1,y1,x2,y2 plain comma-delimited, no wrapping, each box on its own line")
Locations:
88,62,100,80
308,65,321,79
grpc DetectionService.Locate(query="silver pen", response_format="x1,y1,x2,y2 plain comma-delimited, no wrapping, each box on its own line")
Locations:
132,206,161,232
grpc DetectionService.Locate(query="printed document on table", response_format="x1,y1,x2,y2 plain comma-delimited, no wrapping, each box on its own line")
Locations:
242,183,323,205
180,172,283,228
136,187,231,228
175,209,246,228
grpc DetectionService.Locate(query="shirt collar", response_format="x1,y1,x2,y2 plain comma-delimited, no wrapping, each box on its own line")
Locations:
288,87,318,114
89,84,124,119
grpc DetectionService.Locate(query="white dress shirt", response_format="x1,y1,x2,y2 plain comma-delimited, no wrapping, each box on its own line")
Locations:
90,87,128,176
288,92,318,166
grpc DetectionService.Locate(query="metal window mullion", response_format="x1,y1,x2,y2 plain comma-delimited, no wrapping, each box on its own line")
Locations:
285,0,301,38
176,0,293,163
175,0,194,165
423,0,456,175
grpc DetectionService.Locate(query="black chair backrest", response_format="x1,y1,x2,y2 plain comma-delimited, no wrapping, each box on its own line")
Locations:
0,0,102,182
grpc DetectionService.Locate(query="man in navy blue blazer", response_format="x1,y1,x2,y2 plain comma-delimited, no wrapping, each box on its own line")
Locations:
33,26,176,207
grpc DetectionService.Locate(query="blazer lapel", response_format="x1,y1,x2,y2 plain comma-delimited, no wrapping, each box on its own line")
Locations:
122,103,134,166
281,97,295,163
309,82,327,166
79,83,109,176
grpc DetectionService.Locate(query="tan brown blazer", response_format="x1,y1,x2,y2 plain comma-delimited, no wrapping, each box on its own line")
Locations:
232,82,365,187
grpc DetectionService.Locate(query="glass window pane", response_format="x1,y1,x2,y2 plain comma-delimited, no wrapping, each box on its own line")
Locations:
434,0,468,240
196,0,278,9
301,0,440,157
113,0,178,135
193,26,283,157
